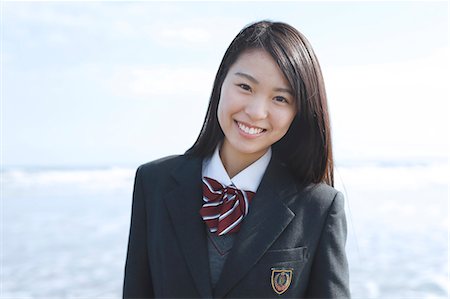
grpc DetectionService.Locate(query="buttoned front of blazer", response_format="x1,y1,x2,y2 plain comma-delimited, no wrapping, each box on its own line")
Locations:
123,154,350,298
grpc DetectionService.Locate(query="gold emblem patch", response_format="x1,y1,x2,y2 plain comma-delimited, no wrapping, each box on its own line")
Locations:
271,268,293,295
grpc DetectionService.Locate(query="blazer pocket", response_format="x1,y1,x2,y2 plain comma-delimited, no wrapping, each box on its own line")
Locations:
232,247,309,298
263,246,309,264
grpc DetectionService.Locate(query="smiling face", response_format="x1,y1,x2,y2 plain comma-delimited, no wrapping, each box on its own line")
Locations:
217,49,297,174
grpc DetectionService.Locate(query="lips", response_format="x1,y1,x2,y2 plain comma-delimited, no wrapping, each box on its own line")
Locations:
236,121,266,135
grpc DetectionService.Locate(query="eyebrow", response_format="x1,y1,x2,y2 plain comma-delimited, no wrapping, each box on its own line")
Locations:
234,72,293,95
235,72,259,84
274,87,293,95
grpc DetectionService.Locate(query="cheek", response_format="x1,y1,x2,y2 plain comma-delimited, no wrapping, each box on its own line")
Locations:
217,93,231,130
218,89,237,122
286,113,297,130
217,101,225,129
274,111,297,133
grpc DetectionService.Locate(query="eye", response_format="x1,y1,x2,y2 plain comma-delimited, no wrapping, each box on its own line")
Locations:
274,96,289,103
237,83,252,92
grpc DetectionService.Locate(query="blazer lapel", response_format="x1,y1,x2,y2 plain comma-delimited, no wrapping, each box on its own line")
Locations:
214,158,299,298
163,156,213,298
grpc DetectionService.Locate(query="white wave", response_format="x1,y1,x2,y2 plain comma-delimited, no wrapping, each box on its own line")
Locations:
2,167,136,193
335,163,449,191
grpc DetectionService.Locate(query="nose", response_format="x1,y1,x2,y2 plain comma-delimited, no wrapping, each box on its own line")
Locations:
244,97,268,120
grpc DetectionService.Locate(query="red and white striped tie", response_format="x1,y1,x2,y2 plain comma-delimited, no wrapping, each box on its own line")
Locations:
200,176,255,236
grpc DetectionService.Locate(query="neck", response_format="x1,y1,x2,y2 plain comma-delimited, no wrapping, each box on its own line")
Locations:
219,143,267,179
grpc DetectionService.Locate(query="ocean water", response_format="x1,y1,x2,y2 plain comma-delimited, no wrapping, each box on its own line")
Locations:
1,163,448,298
335,164,448,298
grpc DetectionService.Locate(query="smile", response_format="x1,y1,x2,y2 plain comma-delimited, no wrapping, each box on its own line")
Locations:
236,121,266,135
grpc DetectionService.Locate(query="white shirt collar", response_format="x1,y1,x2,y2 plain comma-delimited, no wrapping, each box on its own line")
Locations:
202,146,272,193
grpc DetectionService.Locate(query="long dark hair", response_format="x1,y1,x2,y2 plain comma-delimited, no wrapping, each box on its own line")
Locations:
186,20,334,188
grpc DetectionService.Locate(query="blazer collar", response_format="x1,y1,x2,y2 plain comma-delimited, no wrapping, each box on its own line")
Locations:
163,155,213,298
213,157,299,298
163,154,299,299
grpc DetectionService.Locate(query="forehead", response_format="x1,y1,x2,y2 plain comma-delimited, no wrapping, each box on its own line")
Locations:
228,49,290,87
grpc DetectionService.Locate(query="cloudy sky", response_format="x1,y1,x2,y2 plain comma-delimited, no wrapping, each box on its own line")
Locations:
2,1,448,168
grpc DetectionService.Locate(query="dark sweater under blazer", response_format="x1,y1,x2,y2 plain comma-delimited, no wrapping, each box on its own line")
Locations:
123,154,350,298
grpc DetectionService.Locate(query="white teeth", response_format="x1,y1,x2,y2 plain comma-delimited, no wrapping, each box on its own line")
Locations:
237,122,264,135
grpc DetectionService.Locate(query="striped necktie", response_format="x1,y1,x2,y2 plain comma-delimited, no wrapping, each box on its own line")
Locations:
200,176,255,236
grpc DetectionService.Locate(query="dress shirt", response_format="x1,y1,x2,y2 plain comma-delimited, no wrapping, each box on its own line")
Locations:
202,145,272,288
202,146,272,192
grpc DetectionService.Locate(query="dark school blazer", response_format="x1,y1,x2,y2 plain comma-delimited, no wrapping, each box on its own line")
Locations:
123,154,350,298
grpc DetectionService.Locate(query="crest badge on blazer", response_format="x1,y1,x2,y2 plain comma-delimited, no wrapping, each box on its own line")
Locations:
271,268,293,295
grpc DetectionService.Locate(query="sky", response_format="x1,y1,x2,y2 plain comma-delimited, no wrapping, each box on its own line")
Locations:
1,1,449,168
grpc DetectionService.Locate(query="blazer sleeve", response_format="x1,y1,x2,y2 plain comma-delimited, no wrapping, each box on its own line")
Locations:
123,166,154,298
305,191,351,298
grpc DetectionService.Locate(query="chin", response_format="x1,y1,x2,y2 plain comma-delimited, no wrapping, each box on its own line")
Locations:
235,145,267,156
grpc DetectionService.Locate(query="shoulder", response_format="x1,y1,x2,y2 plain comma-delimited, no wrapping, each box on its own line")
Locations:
290,182,344,216
138,154,183,171
266,158,344,211
136,154,189,178
135,154,202,181
303,183,342,204
304,183,345,217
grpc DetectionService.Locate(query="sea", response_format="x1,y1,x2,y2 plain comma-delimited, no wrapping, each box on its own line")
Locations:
1,161,448,298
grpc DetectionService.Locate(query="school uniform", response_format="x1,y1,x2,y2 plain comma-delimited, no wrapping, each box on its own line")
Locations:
123,148,350,298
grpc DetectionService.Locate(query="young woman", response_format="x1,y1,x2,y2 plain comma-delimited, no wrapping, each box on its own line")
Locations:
123,20,350,298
